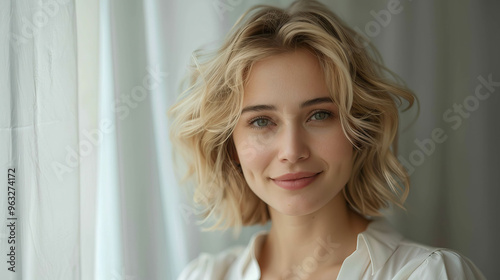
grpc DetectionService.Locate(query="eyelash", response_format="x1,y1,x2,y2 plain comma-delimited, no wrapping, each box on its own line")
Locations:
247,110,334,130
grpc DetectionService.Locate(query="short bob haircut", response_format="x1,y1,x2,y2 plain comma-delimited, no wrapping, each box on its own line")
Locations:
169,0,415,235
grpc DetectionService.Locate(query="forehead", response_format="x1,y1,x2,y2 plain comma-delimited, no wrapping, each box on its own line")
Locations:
243,49,329,106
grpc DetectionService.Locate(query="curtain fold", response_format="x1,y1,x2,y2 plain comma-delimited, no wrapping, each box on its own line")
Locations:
94,0,170,279
142,0,189,278
94,0,124,279
1,0,80,279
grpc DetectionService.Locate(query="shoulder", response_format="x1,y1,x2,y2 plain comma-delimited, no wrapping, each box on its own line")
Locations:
390,240,486,280
176,246,244,280
361,220,485,280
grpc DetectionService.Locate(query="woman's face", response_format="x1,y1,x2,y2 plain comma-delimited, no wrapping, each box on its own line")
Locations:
232,49,354,216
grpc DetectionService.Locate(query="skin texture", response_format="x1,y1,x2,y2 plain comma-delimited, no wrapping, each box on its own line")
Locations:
232,49,369,279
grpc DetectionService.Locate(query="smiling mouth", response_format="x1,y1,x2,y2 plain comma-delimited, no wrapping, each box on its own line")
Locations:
271,171,322,190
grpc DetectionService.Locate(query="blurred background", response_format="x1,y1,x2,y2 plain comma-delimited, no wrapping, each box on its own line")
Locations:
1,0,498,279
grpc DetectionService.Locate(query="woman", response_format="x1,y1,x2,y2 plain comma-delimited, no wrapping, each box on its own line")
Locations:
170,1,485,279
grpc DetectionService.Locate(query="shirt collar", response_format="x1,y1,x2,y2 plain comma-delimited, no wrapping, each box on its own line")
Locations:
232,230,268,280
357,218,404,275
233,219,402,278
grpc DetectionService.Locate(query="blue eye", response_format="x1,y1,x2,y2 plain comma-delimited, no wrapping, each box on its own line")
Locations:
251,118,270,128
310,111,331,121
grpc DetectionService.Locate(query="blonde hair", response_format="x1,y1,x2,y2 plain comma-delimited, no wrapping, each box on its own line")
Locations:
169,0,415,235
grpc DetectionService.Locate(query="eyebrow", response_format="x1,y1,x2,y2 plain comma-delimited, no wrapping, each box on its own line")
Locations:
241,97,334,114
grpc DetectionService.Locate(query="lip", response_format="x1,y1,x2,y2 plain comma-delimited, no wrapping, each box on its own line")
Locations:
271,172,321,191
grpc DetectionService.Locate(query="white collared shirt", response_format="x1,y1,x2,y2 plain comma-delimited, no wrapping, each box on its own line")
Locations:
177,219,485,279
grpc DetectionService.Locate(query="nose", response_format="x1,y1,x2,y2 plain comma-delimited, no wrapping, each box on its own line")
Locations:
277,124,310,163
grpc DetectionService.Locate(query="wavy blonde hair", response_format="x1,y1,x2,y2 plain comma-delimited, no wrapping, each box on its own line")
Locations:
169,0,415,235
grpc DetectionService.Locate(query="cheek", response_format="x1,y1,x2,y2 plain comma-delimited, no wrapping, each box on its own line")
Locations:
233,128,277,184
235,132,274,168
315,129,354,165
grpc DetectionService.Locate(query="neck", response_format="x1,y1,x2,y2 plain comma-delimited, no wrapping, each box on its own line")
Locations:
257,194,369,278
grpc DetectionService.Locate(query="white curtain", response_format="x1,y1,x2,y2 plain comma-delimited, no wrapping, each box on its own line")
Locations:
89,0,171,279
91,0,181,279
1,0,80,279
